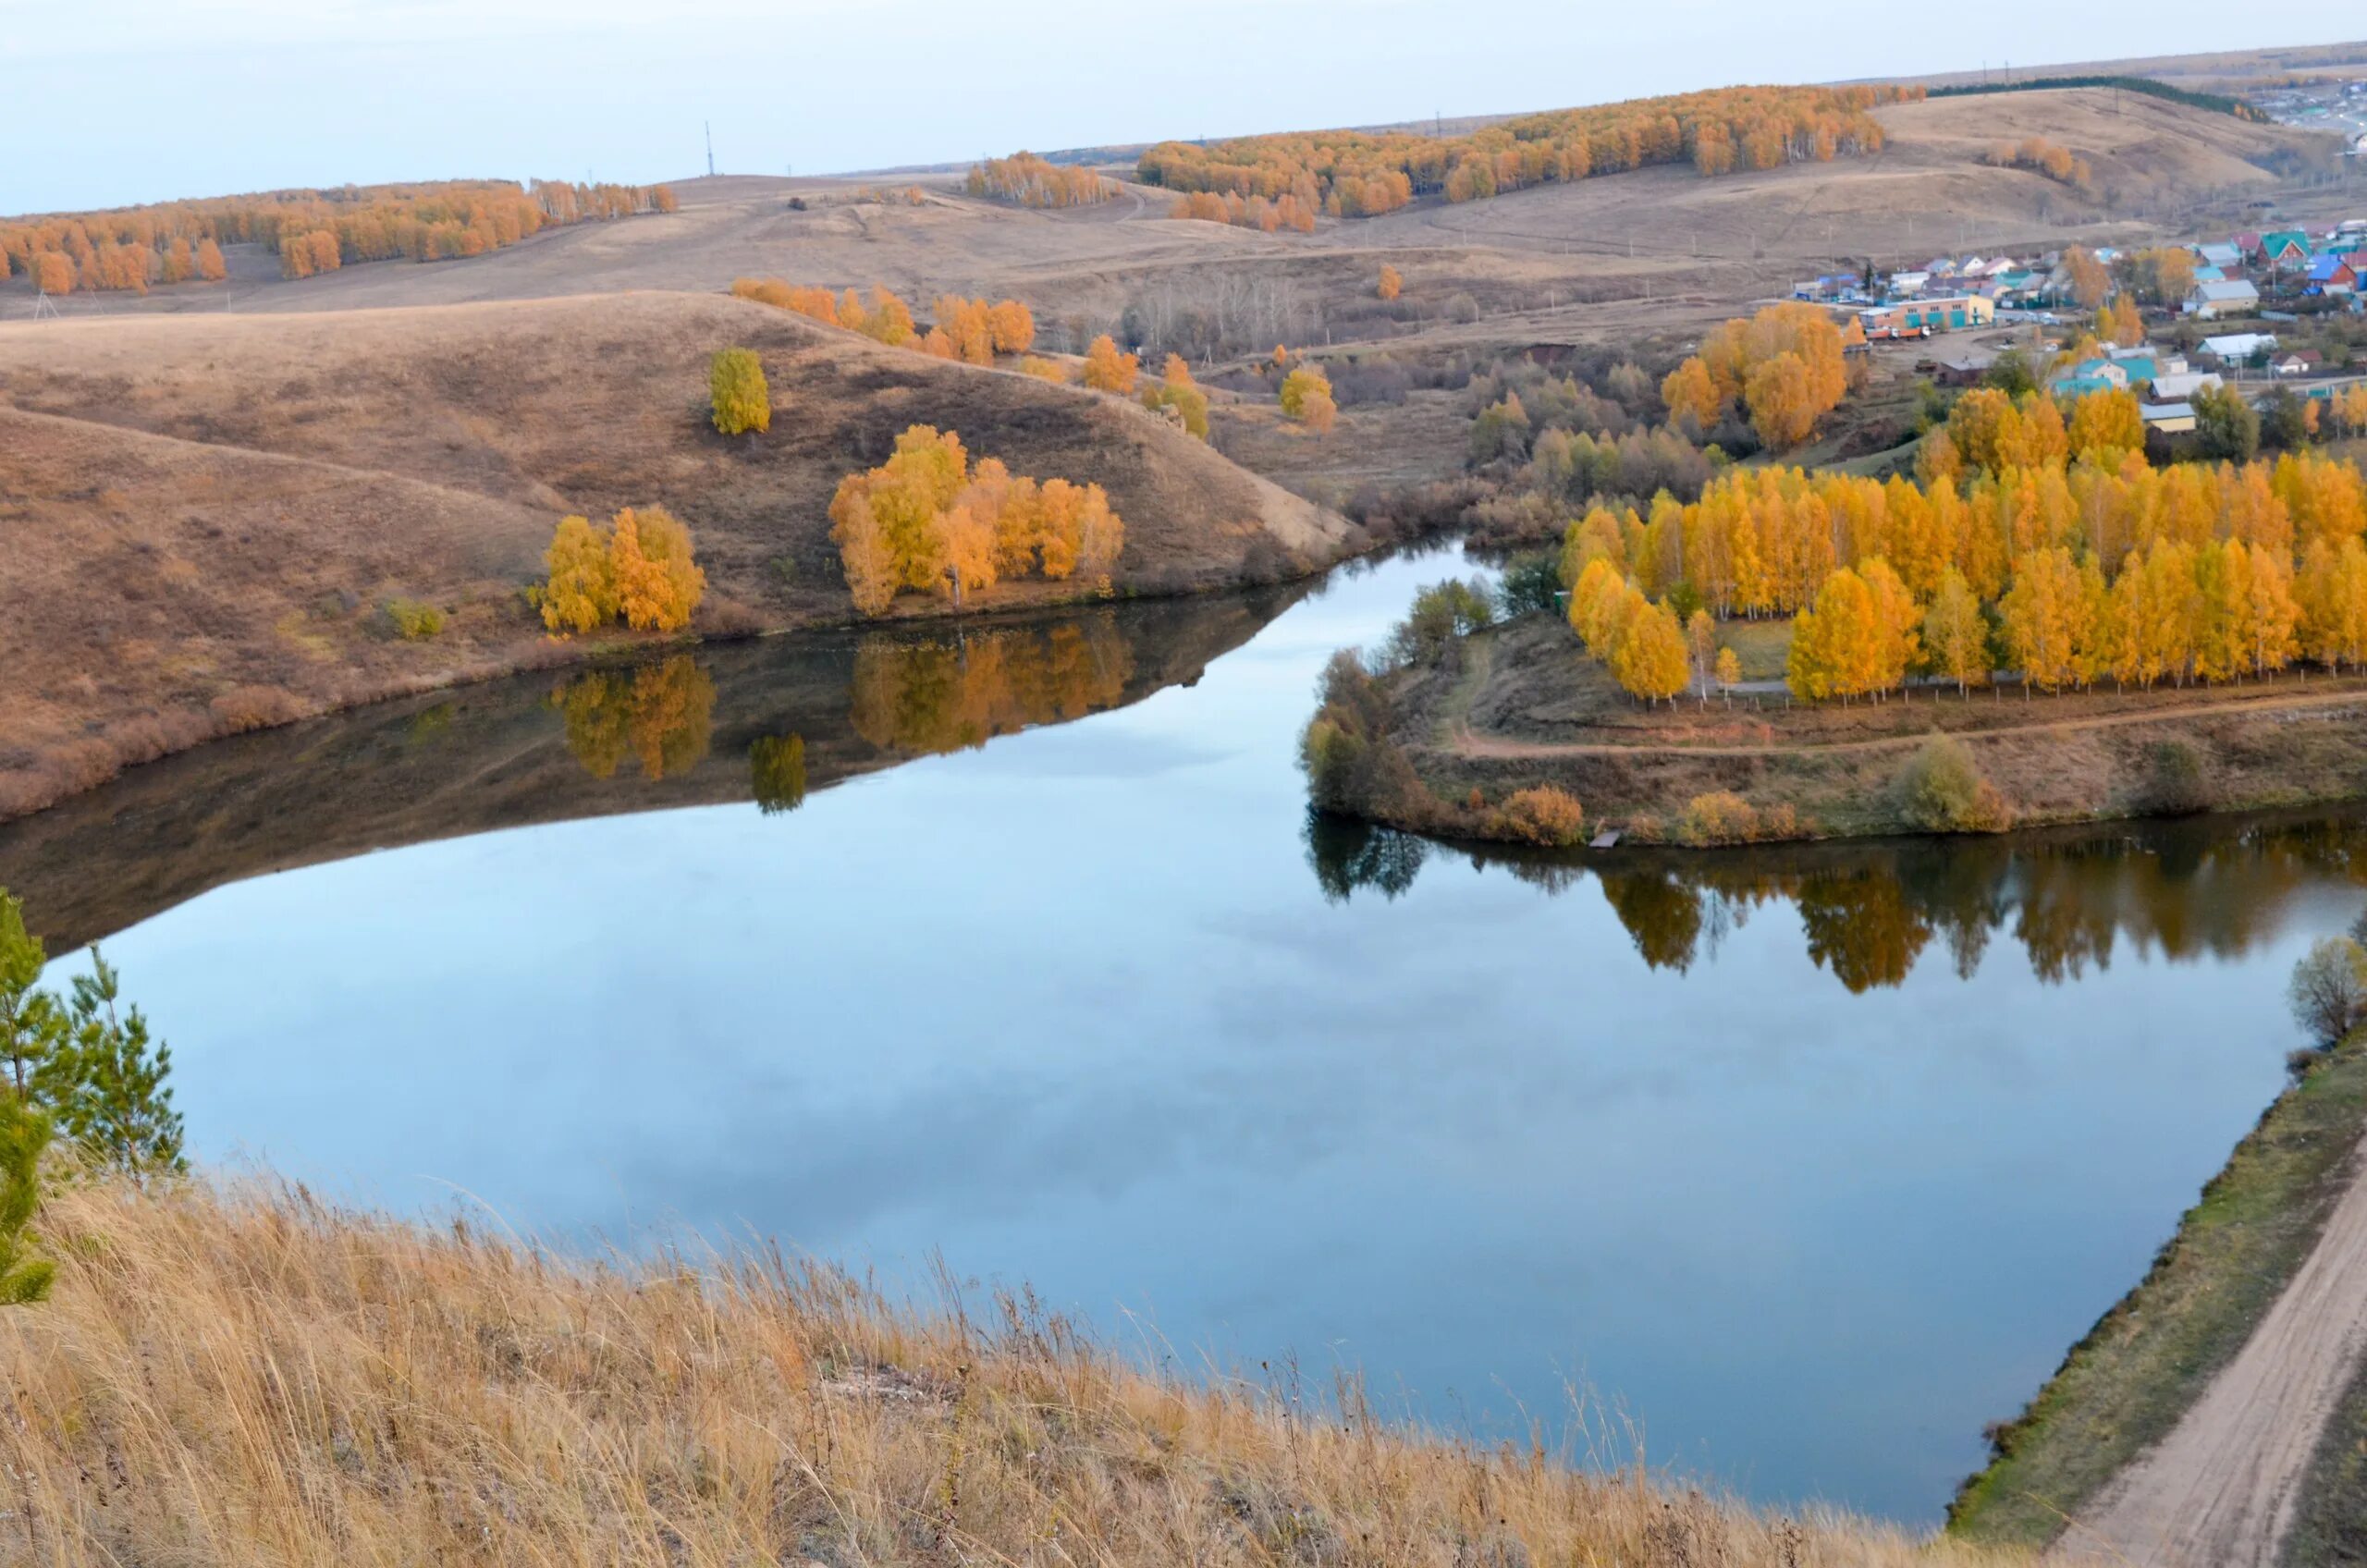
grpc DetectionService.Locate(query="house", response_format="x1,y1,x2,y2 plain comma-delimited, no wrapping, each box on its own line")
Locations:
2260,230,2313,269
2274,349,2324,376
1887,270,1931,298
2307,254,2358,294
1858,295,1994,337
2187,279,2262,319
2201,331,2278,363
2197,241,2243,271
2053,358,2131,397
2148,371,2224,401
2192,263,2226,285
2142,401,2199,435
1933,349,1996,386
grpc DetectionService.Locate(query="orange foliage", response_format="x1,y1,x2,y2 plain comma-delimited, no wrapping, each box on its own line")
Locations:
966,153,1118,208
1081,336,1140,394
1378,265,1403,301
1139,84,1916,217
0,178,670,295
539,508,705,635
1662,303,1847,449
829,426,1125,615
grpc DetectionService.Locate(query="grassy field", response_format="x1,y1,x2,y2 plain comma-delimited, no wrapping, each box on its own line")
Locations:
0,1176,2050,1568
1946,1031,2367,1550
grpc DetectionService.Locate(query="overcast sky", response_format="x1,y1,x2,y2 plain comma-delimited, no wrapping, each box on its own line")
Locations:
8,2,2360,215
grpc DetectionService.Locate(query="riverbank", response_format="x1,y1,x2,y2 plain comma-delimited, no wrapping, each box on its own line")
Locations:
1947,1028,2367,1556
7,1175,2045,1568
0,293,1355,826
1308,613,2367,849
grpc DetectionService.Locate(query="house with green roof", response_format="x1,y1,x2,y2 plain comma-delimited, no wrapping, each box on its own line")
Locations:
2259,230,2312,270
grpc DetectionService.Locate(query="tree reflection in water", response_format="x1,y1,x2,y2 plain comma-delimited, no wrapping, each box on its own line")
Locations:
557,656,716,781
851,616,1134,756
1306,810,2367,993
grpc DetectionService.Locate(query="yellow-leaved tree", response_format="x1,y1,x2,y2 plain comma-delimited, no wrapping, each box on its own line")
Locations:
1082,335,1140,393
1143,354,1210,439
541,508,705,634
709,348,770,436
830,426,1124,614
1378,264,1403,301
1280,365,1337,434
611,508,707,631
542,515,619,634
1610,600,1690,704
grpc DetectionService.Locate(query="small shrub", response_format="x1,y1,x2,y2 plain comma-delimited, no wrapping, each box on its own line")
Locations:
207,685,306,734
2141,739,2212,816
1489,786,1586,848
1897,733,2011,833
386,599,445,640
1676,791,1760,845
1446,292,1481,325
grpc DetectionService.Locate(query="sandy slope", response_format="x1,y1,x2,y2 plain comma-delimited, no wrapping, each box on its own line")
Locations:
2059,1131,2367,1566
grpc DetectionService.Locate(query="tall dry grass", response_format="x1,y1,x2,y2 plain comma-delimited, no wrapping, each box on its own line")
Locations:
0,1178,2045,1567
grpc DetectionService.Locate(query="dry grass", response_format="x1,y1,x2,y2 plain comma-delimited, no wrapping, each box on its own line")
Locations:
0,293,1345,822
0,1176,2047,1568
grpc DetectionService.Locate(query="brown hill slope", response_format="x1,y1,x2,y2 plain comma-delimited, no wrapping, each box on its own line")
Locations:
0,291,1348,819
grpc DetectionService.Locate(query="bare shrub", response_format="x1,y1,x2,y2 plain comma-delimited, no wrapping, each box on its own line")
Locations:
208,685,309,735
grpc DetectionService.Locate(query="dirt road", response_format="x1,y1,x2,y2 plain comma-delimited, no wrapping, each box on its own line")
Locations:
1443,684,2367,761
2054,1127,2367,1566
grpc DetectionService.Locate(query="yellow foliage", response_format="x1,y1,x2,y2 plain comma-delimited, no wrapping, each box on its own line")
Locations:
1082,335,1140,393
708,347,770,436
609,508,707,632
829,426,1125,614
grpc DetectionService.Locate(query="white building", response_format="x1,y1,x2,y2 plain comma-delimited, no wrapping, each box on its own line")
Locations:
2201,332,2278,362
2148,371,2224,401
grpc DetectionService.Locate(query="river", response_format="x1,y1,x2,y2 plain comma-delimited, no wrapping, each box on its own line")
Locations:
3,543,2362,1525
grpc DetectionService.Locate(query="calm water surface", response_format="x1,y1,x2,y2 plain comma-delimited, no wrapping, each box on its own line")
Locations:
6,544,2364,1525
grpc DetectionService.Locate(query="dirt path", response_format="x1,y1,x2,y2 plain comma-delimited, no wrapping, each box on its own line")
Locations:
1440,684,2367,761
2054,1128,2367,1566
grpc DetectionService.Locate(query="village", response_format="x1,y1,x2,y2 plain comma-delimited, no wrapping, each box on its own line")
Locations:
1794,219,2367,436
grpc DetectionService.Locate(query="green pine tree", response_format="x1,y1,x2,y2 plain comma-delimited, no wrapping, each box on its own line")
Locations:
42,947,186,1182
0,1097,54,1305
0,891,64,1098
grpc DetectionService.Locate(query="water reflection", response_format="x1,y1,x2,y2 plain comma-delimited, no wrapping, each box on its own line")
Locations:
558,656,717,781
1309,811,2367,992
849,619,1135,756
0,590,1304,953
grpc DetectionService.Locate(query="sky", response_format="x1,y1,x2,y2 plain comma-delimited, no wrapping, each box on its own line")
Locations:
7,2,2363,215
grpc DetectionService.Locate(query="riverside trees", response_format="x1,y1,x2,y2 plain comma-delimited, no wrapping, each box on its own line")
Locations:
828,426,1124,616
1550,438,2367,705
540,508,706,634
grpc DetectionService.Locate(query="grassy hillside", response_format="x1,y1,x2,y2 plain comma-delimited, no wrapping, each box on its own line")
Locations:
1,1175,2045,1568
0,292,1347,820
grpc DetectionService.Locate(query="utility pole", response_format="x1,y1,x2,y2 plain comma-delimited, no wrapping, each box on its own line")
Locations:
705,122,716,178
